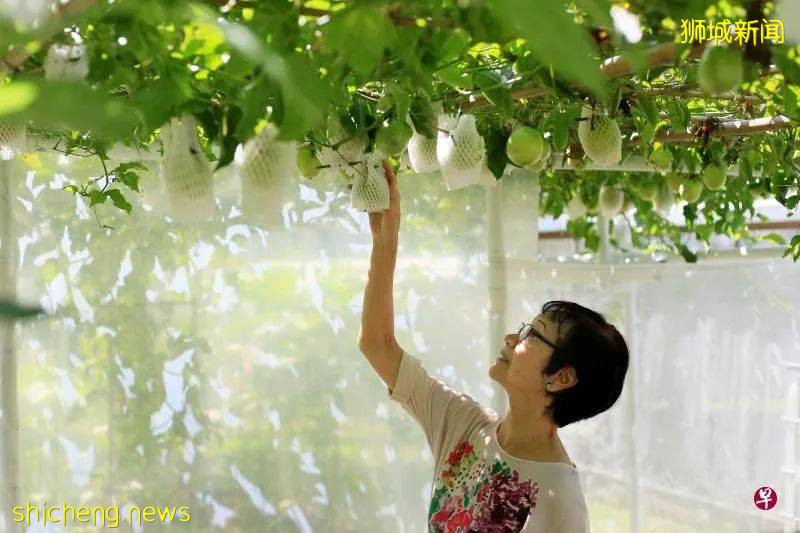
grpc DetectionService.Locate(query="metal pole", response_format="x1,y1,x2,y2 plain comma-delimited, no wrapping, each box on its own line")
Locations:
598,214,611,264
625,286,641,533
528,171,540,260
0,158,20,533
485,177,507,414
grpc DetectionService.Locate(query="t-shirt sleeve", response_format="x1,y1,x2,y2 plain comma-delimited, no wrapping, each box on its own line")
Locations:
524,479,591,533
387,348,492,460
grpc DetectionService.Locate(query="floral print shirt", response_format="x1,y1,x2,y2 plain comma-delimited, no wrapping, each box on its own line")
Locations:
387,349,590,533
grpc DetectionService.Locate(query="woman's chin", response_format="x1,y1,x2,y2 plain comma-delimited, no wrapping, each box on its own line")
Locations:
488,361,507,380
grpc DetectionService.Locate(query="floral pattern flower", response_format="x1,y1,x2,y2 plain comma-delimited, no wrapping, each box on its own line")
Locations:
428,439,538,532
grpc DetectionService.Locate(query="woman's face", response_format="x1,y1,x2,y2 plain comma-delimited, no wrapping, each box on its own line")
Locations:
489,313,559,393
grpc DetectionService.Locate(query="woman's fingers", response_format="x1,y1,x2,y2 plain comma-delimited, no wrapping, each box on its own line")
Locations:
381,159,396,189
382,159,400,214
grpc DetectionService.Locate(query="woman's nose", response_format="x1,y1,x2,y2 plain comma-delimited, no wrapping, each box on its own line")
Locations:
505,334,518,347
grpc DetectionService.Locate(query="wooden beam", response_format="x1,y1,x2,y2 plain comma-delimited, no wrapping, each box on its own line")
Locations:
599,42,704,78
655,115,795,143
538,219,800,240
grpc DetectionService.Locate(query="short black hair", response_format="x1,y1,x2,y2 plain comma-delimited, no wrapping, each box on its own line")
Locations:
540,300,629,427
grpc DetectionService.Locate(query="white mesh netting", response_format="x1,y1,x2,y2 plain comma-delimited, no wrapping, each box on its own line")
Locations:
655,188,675,214
437,113,485,190
159,116,216,222
407,130,439,174
578,106,623,166
566,195,588,219
0,119,26,161
600,185,624,218
44,43,89,81
349,150,391,212
237,126,296,228
407,113,439,174
318,116,367,173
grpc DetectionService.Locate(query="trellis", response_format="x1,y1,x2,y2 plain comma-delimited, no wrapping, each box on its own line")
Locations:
1,1,799,531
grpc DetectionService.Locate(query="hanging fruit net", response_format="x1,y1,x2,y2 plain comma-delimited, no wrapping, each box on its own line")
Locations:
318,115,366,173
159,116,216,223
44,43,89,81
350,150,391,213
436,113,484,190
407,129,439,174
578,106,622,166
0,119,26,161
238,125,296,228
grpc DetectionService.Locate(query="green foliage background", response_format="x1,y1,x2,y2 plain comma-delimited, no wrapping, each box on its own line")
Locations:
1,0,799,260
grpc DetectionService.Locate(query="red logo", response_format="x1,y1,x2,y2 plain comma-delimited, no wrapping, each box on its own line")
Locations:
754,487,778,510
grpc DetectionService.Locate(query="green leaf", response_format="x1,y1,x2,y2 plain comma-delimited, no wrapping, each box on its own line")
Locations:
89,189,107,207
552,111,569,151
236,74,277,140
112,163,147,193
386,82,411,124
2,80,137,138
485,126,510,179
216,106,242,171
678,243,698,263
0,82,38,116
491,0,607,99
274,54,334,140
410,97,436,139
107,189,133,214
761,233,787,245
635,94,658,127
322,6,395,77
0,299,44,320
436,66,473,89
573,0,612,27
474,70,512,116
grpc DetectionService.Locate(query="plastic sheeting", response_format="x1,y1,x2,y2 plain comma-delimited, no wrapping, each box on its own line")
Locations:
0,153,798,532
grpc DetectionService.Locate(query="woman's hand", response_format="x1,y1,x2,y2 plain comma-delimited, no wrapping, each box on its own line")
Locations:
368,160,401,245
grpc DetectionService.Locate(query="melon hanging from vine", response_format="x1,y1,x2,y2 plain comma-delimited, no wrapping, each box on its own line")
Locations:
159,116,216,222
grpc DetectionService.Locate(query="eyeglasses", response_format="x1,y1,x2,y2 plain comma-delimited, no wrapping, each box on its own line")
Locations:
517,322,557,350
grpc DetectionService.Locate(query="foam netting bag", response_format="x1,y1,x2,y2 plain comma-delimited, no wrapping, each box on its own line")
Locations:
577,106,622,166
44,43,89,81
238,125,296,228
436,113,485,190
318,115,367,173
160,116,216,222
406,111,439,174
349,150,391,212
0,119,26,161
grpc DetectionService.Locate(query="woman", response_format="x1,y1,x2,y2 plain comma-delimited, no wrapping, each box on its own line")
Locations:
358,161,629,532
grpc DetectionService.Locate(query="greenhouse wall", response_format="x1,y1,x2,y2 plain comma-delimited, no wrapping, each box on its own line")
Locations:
1,155,798,532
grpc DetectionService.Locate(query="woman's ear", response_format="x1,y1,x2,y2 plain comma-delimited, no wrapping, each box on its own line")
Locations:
551,366,578,391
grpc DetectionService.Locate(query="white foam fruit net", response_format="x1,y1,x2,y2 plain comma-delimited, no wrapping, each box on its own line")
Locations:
406,114,438,174
350,150,391,212
160,116,216,222
318,116,366,174
578,106,622,166
566,195,588,219
238,125,296,228
44,43,89,81
0,119,26,161
436,113,485,190
407,130,438,174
